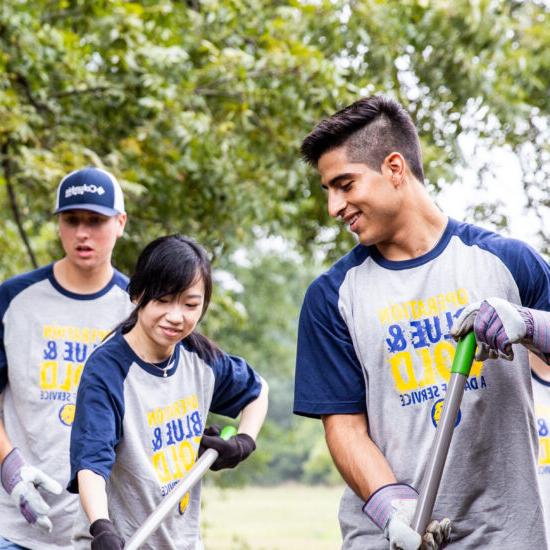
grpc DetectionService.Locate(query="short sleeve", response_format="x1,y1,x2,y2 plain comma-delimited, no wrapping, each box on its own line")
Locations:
512,244,550,311
68,347,126,493
209,353,262,418
0,266,55,392
0,280,22,392
293,277,366,419
0,291,8,392
454,223,550,311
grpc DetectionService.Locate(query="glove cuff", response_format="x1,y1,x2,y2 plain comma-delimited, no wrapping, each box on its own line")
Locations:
1,448,24,494
517,307,534,340
90,518,117,537
362,483,418,531
236,433,256,460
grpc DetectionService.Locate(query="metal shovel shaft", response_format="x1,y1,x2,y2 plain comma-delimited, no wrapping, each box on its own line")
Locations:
411,332,476,534
125,426,237,550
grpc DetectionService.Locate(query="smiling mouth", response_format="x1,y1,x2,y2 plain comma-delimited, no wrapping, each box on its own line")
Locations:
160,327,181,337
346,213,361,229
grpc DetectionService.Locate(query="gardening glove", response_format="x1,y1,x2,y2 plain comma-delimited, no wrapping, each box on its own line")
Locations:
90,518,125,550
0,448,62,532
451,297,535,361
198,425,256,471
363,483,451,550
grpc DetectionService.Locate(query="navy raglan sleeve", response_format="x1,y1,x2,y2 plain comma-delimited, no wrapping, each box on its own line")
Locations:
0,269,51,392
209,352,262,419
68,347,126,493
293,277,366,419
0,277,28,392
0,284,10,392
495,239,550,311
516,245,550,311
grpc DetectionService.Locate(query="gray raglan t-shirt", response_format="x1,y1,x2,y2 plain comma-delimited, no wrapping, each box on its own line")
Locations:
69,330,262,550
294,219,550,549
533,371,550,545
0,264,132,550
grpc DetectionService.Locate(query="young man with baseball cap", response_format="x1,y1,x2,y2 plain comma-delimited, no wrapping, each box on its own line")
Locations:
0,167,133,549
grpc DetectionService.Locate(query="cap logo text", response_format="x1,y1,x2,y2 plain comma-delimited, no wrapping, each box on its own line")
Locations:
65,184,106,198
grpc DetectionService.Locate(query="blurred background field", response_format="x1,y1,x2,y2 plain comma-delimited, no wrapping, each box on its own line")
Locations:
201,483,344,550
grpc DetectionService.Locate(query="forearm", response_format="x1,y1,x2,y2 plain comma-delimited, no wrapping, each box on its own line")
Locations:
524,308,550,364
0,418,14,462
322,413,396,501
77,469,109,524
237,377,268,440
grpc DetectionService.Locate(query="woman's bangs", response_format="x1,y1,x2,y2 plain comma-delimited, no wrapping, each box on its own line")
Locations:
145,262,200,302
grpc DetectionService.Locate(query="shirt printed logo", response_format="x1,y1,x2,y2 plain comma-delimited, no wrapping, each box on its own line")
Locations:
178,493,190,515
147,395,203,501
58,403,76,426
40,324,108,425
379,288,488,421
536,402,550,476
431,398,462,428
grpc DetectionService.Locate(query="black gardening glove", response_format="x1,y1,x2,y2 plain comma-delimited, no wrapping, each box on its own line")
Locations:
90,519,125,550
198,425,256,471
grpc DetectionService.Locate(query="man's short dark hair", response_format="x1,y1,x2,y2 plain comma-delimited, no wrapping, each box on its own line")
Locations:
301,96,424,182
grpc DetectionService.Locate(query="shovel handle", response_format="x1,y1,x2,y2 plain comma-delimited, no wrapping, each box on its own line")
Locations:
411,333,476,534
125,425,237,550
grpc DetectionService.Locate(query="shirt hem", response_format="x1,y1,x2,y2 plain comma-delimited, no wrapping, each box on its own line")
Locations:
293,402,366,419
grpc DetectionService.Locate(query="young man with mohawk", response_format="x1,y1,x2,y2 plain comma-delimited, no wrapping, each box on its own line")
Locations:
294,95,550,549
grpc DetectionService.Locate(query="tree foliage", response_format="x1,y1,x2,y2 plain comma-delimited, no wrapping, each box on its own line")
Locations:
1,0,549,277
203,244,339,485
0,0,341,277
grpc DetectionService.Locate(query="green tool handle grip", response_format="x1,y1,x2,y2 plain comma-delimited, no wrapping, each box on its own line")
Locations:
220,425,238,440
451,332,476,376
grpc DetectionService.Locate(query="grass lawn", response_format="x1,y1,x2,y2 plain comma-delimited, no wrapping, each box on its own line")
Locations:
201,483,344,550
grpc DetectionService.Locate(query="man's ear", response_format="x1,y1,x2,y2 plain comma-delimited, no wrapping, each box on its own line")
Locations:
115,212,127,237
382,152,406,186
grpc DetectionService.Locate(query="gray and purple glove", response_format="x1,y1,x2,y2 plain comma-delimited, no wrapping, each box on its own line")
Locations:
451,297,550,361
363,484,451,550
0,448,62,532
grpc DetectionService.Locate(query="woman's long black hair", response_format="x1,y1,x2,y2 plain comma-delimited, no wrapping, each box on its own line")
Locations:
116,234,220,363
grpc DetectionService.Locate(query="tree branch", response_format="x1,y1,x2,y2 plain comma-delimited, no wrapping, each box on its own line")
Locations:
49,85,110,99
40,7,87,24
12,72,54,115
1,141,38,269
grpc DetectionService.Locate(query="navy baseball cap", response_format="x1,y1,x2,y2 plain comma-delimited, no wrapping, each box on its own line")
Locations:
54,167,125,217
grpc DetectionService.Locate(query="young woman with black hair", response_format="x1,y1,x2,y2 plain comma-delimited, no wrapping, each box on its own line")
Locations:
68,235,268,549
